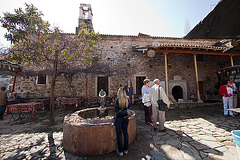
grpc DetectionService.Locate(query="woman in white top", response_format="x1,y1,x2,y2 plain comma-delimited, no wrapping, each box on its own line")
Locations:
141,79,152,125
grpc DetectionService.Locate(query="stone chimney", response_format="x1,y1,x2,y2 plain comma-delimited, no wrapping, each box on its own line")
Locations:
76,4,94,34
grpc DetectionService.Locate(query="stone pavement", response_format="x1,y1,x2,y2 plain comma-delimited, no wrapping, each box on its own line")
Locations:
0,104,239,160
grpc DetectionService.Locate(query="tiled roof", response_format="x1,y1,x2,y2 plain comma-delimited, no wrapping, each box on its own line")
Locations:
100,34,183,39
64,33,231,50
150,43,228,51
100,34,231,48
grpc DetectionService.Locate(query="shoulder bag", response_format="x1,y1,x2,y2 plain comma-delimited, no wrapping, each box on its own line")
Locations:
157,86,168,111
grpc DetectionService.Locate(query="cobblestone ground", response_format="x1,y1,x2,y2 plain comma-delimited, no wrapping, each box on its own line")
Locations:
0,104,239,160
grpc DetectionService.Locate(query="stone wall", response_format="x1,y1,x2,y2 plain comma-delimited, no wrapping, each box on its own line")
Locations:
13,35,231,100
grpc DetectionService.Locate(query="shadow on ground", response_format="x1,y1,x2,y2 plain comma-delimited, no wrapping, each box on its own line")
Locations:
0,103,238,159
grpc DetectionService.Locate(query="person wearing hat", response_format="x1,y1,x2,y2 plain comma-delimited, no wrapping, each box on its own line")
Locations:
149,79,170,131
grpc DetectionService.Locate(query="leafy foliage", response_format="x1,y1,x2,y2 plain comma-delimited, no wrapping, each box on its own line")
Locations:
0,3,50,44
0,3,100,123
1,3,100,74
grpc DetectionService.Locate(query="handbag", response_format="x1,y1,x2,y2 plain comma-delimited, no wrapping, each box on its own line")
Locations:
157,87,168,111
148,106,153,115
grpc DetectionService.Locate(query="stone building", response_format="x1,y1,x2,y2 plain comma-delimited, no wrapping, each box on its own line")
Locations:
11,3,240,102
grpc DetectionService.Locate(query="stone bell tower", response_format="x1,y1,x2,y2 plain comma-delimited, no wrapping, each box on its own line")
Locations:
76,4,94,34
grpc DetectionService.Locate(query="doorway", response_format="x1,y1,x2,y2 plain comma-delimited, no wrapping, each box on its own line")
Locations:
136,76,146,95
172,86,183,102
97,76,108,96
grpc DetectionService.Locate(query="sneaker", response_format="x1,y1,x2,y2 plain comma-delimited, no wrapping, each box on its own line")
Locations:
116,149,123,157
124,150,128,154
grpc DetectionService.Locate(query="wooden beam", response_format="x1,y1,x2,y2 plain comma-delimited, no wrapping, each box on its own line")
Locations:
193,54,201,100
230,56,234,66
164,53,169,97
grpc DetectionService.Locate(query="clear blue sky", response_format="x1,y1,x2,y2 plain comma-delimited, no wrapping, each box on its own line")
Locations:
0,0,220,47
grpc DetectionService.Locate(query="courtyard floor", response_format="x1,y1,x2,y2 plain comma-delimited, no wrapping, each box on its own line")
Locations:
0,103,239,160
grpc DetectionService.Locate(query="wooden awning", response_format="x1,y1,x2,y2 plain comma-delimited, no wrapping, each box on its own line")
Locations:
218,65,240,71
133,45,240,56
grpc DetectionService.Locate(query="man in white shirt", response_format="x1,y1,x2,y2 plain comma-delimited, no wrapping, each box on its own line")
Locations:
149,79,170,132
229,76,238,110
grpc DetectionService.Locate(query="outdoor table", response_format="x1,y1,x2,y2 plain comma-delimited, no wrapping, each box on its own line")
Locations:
57,97,82,108
26,98,49,109
36,99,49,108
5,102,44,121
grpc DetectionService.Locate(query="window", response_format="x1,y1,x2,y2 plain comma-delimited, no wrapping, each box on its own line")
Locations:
84,12,89,19
37,75,46,85
83,6,89,11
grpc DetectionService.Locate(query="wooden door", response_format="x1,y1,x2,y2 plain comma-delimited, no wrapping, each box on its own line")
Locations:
97,77,108,96
136,76,146,95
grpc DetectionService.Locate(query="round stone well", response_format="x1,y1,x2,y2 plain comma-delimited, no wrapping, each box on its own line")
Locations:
63,107,136,156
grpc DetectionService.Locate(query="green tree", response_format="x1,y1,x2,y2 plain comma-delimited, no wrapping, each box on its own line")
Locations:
0,3,100,123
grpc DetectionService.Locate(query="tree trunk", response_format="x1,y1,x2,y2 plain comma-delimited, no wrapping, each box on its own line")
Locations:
64,74,75,97
49,54,58,123
49,74,57,123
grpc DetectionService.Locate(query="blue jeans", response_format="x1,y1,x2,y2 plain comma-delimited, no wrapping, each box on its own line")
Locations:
114,117,129,152
0,105,7,119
